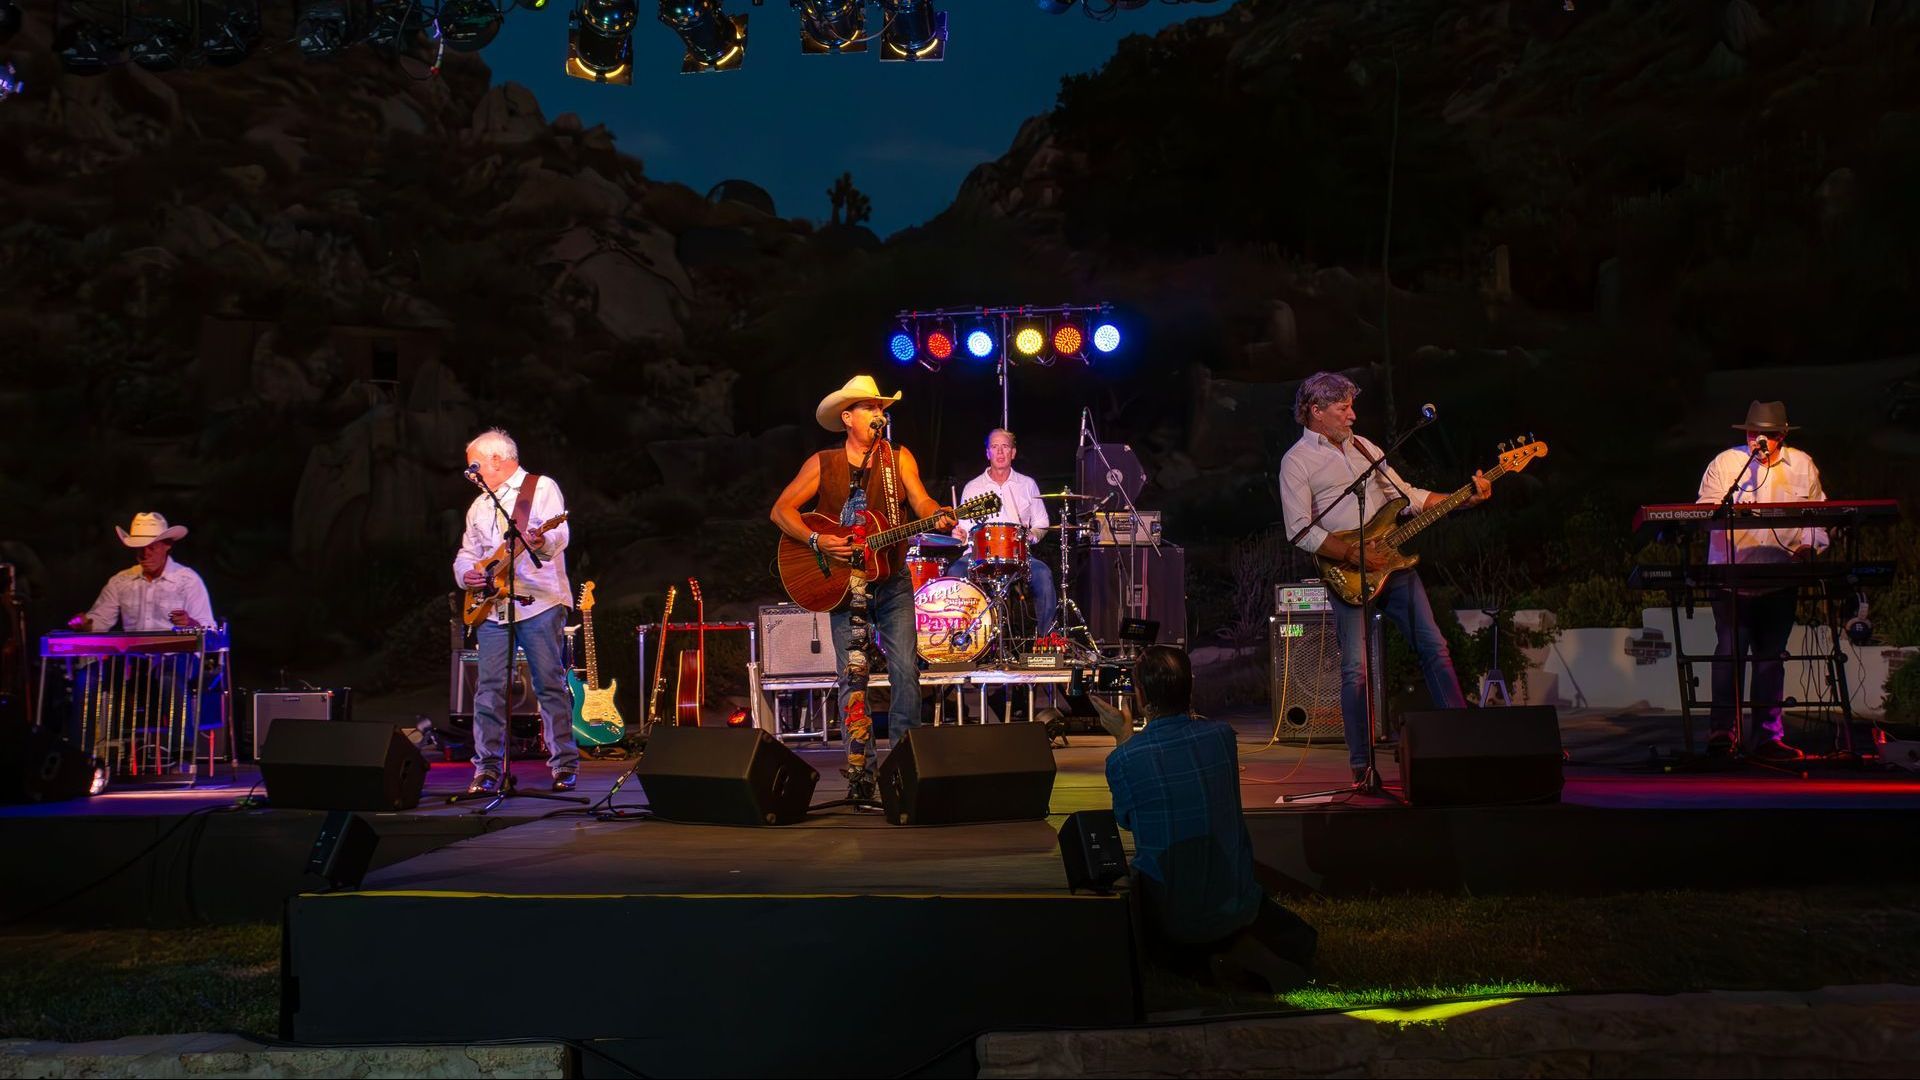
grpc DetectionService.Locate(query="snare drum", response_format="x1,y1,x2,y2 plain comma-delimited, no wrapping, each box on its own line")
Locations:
913,576,994,665
967,523,1028,576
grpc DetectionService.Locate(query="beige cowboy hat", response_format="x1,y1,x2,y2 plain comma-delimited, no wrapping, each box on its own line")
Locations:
815,374,902,432
116,512,189,548
1732,400,1799,433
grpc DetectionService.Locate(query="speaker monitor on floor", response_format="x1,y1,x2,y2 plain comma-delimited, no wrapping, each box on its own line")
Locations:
635,725,820,826
877,723,1057,826
258,718,428,811
1058,809,1128,894
0,727,96,804
306,810,380,891
1400,707,1564,807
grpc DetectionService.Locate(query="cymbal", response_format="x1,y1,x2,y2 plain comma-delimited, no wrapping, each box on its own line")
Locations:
1040,491,1097,501
909,532,964,547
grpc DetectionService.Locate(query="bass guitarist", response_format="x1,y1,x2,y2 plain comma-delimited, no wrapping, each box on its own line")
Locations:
1277,372,1490,784
770,376,955,793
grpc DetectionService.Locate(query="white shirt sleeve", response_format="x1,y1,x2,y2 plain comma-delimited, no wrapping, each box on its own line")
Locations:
531,476,569,558
1279,452,1327,554
179,568,217,628
1697,452,1729,504
1803,459,1829,554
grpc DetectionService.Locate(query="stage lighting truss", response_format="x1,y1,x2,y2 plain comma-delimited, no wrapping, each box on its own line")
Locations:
794,0,863,53
892,304,1118,371
659,0,746,73
568,0,636,83
877,0,942,62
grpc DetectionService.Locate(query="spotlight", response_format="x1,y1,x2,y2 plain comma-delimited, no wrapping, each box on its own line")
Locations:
725,707,751,728
567,0,636,83
965,324,996,359
888,322,917,364
1092,321,1121,354
54,17,121,74
366,0,432,52
1035,0,1074,12
1012,320,1047,361
0,0,21,43
294,0,351,57
439,0,503,50
129,15,192,71
795,0,863,53
201,2,262,66
918,317,953,372
659,0,747,73
1052,317,1086,361
878,0,943,62
514,0,547,8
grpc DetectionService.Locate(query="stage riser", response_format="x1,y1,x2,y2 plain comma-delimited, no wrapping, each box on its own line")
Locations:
285,892,1138,1078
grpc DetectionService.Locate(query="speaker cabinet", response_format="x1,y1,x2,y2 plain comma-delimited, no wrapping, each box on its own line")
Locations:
877,723,1057,826
259,719,427,811
1,727,94,804
252,690,345,763
1400,707,1564,807
757,604,837,678
636,725,820,826
448,648,540,719
1269,611,1386,744
1058,809,1128,894
1074,544,1186,646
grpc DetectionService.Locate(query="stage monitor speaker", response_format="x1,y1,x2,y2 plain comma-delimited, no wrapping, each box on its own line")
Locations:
0,727,95,804
1058,809,1128,894
259,719,427,811
1400,707,1564,807
1074,543,1186,647
757,604,838,678
635,725,819,826
877,723,1056,826
306,810,379,891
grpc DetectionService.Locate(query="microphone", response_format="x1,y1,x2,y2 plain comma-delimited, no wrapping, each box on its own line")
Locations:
870,417,885,433
1420,403,1438,422
463,463,484,486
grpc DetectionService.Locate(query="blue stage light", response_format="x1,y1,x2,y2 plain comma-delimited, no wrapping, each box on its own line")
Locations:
966,328,995,359
889,331,917,363
1092,322,1121,353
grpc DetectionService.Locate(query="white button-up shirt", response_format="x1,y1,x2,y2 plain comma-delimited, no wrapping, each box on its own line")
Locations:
85,558,217,631
1279,430,1435,554
1696,446,1829,564
960,468,1049,544
453,468,573,622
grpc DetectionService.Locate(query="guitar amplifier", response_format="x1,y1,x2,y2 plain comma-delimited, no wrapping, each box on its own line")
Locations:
1091,511,1162,546
448,648,541,719
757,604,838,678
1268,611,1384,744
251,690,348,762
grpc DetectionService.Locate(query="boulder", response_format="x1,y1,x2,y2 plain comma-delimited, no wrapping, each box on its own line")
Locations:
468,82,548,145
1723,0,1771,53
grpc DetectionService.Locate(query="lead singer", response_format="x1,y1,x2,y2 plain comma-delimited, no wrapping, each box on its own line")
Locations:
771,376,954,792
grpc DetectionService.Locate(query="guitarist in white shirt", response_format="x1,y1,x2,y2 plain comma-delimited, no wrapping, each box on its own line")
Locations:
453,428,580,795
1278,372,1490,784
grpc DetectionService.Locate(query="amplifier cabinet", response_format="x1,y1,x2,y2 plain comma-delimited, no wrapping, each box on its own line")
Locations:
758,604,838,678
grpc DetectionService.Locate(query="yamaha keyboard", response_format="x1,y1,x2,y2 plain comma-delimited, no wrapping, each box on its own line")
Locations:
1633,499,1900,541
1628,561,1896,591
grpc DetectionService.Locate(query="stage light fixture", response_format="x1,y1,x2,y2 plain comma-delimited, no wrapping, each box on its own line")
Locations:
366,0,430,52
514,0,547,8
294,0,351,57
795,0,863,53
1013,322,1046,360
659,0,747,73
0,0,21,43
965,324,996,359
439,0,504,50
1092,321,1121,354
924,327,954,362
567,0,636,83
1052,317,1086,361
1035,0,1074,12
878,0,943,62
888,322,917,363
54,17,121,74
129,15,192,71
201,2,262,65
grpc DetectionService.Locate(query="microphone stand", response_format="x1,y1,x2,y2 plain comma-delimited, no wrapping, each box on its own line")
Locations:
449,471,587,813
1705,439,1767,767
1283,412,1436,802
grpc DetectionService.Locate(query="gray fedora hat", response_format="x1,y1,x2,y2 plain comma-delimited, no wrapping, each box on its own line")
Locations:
1733,400,1798,433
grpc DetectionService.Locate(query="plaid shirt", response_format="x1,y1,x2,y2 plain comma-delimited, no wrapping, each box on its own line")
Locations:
1105,714,1264,943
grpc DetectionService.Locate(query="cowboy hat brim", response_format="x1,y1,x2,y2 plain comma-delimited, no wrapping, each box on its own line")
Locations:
116,525,188,547
816,390,902,432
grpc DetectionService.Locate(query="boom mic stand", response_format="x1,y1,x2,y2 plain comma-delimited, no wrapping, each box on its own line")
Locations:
1283,412,1436,802
449,470,588,814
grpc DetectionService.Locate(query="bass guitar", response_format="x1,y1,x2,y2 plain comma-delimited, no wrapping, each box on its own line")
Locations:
645,585,677,733
1316,436,1548,606
674,577,704,727
777,491,1001,613
460,512,571,627
567,581,625,747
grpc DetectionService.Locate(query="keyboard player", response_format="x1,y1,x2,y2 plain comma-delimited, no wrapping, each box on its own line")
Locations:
1695,402,1826,761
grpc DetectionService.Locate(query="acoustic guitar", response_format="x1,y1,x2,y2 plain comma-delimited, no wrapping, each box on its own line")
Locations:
460,512,571,626
645,585,677,733
777,491,1001,613
674,578,704,727
566,582,625,747
1315,437,1549,606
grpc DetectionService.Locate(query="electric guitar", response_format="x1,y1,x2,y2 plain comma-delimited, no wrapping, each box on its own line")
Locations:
460,512,571,626
777,491,1001,613
1316,437,1548,606
645,585,677,733
567,582,625,747
674,578,704,727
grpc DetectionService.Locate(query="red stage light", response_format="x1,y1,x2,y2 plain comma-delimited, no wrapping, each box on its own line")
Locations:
1053,323,1084,355
926,331,954,360
726,707,751,728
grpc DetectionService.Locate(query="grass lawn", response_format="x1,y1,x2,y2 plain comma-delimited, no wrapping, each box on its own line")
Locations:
3,886,1918,1041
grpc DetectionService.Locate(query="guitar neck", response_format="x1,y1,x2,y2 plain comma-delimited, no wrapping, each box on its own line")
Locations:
582,608,599,690
1383,461,1515,548
866,510,948,550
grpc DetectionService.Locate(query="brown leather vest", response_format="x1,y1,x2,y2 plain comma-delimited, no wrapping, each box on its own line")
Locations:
814,445,903,529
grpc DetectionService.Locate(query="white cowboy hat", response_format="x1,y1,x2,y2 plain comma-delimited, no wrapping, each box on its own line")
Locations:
815,374,902,432
116,512,189,548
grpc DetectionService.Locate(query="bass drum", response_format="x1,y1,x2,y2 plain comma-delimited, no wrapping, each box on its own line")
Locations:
913,576,994,665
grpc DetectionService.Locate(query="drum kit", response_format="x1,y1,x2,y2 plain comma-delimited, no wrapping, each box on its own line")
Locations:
910,490,1102,667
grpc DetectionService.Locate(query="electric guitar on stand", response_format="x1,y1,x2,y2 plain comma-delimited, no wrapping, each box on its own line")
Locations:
567,582,625,749
675,578,704,727
1316,436,1549,606
644,585,677,735
776,491,1001,613
460,512,571,626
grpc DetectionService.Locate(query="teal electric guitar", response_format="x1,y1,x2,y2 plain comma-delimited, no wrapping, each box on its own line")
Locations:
568,582,626,747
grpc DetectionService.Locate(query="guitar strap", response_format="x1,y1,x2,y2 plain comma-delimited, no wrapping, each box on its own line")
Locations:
510,472,544,548
1349,439,1413,504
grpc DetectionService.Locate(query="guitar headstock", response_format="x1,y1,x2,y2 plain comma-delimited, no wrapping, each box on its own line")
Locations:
1496,435,1549,473
687,577,703,605
957,491,1002,522
661,585,677,619
578,581,596,613
539,511,570,533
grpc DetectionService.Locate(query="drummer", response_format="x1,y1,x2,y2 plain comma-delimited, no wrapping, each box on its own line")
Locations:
953,428,1056,635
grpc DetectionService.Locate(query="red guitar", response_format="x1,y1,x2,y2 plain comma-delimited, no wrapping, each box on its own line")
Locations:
776,491,1000,613
674,578,704,727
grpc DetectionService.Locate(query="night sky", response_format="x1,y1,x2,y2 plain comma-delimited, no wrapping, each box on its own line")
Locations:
478,2,1212,235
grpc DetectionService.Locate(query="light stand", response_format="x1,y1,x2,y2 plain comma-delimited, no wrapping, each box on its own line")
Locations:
1283,413,1434,802
448,472,587,814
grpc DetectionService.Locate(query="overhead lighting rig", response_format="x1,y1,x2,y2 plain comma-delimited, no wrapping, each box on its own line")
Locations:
566,0,636,83
658,0,746,73
892,304,1123,426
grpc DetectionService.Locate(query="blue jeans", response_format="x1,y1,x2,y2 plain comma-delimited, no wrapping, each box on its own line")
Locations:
1331,572,1466,769
1710,589,1794,745
473,605,579,776
940,557,1057,636
830,571,921,757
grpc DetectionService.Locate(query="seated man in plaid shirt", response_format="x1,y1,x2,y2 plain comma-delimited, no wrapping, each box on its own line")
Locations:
1094,646,1316,989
